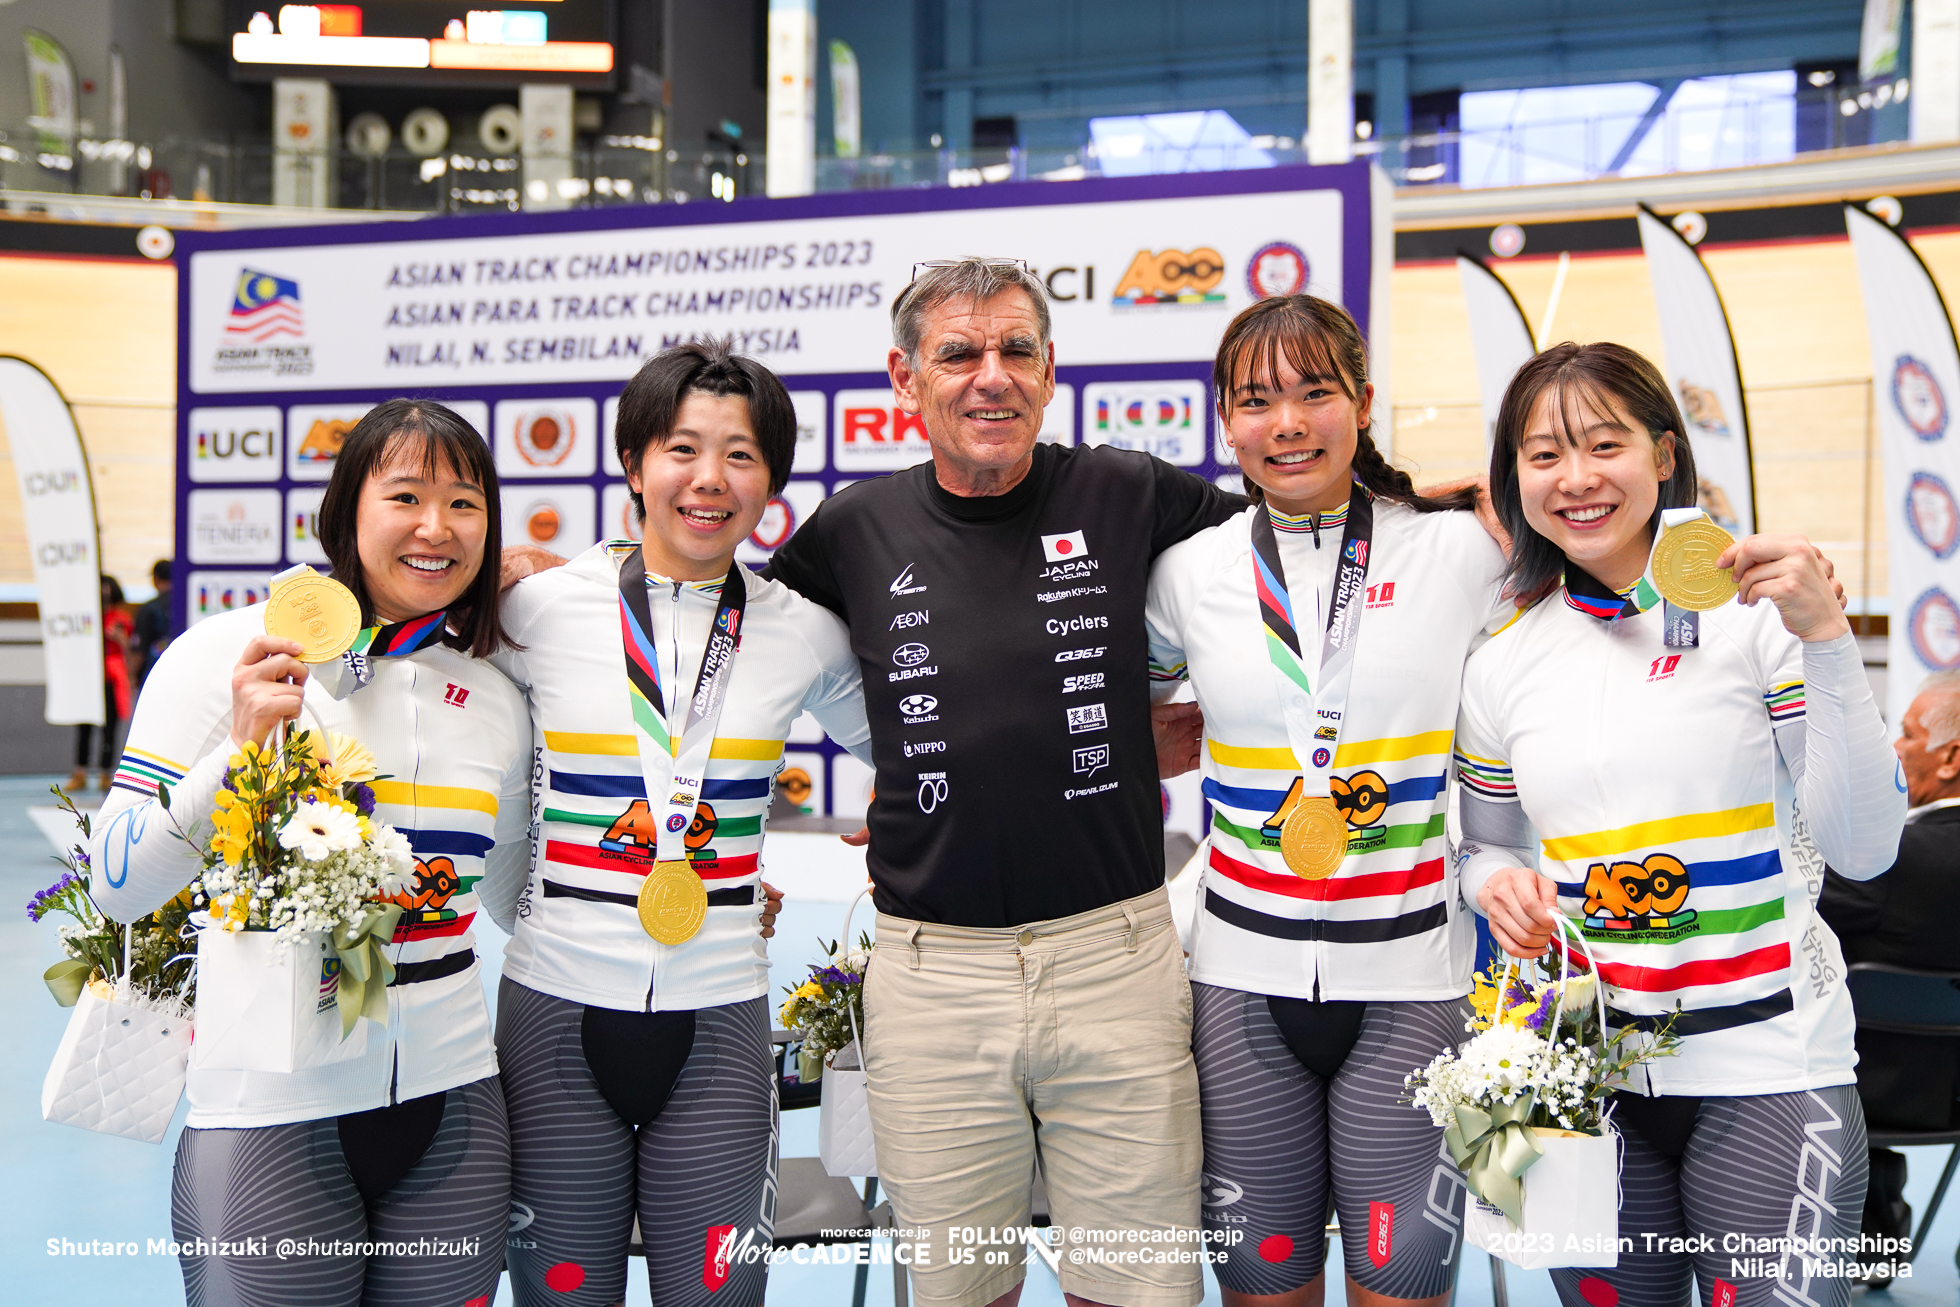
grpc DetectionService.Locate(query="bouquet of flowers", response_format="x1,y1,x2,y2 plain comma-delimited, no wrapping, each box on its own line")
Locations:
173,729,416,1040
1406,948,1679,1227
779,932,871,1078
29,788,197,1011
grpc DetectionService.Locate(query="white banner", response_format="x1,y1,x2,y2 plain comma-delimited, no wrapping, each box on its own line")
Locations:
186,188,1347,392
1306,0,1353,165
1455,254,1536,452
1845,204,1960,724
829,40,862,160
1636,207,1756,534
0,357,104,724
767,0,818,197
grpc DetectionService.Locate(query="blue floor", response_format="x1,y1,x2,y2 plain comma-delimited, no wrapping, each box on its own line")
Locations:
6,772,1956,1305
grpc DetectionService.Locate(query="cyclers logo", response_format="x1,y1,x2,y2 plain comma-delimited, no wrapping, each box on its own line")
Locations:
890,564,927,597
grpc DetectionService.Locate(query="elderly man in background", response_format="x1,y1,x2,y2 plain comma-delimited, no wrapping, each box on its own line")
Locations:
763,258,1242,1307
1819,670,1960,1282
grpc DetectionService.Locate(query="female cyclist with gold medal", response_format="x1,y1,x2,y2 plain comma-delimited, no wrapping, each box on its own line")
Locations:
491,339,871,1307
1146,295,1518,1307
91,400,532,1307
1456,344,1903,1307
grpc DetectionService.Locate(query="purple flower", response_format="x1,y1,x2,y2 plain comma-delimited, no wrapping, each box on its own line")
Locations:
350,783,376,816
27,871,77,922
1525,988,1558,1032
73,850,89,870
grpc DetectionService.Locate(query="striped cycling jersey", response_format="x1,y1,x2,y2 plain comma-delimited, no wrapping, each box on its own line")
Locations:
91,605,532,1129
1454,575,1901,1095
494,543,869,1012
1147,500,1510,1001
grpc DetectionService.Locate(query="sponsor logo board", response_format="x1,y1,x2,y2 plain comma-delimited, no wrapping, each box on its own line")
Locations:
187,407,282,482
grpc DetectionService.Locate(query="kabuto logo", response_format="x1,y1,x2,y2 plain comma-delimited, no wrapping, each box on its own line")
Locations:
899,694,939,724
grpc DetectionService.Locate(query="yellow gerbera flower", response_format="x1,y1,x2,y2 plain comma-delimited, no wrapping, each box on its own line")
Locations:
319,733,379,787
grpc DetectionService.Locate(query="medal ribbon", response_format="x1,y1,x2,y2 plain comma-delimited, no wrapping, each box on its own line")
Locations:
1249,482,1375,807
320,609,449,700
616,546,748,866
1561,507,1708,648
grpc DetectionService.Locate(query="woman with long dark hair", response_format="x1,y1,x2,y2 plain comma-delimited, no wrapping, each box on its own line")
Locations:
90,399,529,1307
1456,342,1902,1307
1146,293,1508,1307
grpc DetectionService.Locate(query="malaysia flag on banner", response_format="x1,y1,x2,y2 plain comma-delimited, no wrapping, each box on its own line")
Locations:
227,269,304,341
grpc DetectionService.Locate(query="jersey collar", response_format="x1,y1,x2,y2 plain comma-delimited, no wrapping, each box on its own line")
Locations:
1563,564,1660,623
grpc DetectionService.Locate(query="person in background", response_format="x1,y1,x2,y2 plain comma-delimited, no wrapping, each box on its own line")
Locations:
68,573,132,792
1818,670,1960,1282
133,558,175,691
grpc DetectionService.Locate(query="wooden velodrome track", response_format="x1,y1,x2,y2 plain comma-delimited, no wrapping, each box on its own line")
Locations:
0,219,1948,608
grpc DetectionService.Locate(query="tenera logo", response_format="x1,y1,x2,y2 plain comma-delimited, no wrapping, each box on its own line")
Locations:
704,1225,736,1291
1041,530,1087,562
833,389,935,472
1367,1202,1393,1269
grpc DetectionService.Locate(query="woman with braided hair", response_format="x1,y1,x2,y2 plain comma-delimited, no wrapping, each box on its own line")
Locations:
1146,293,1511,1307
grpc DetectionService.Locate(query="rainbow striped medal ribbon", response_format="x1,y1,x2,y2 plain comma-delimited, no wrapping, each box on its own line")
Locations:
616,545,749,945
1249,482,1374,880
312,606,448,700
1563,506,1729,649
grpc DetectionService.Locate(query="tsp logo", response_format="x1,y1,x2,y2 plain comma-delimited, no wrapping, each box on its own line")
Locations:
1582,852,1698,935
1111,248,1227,307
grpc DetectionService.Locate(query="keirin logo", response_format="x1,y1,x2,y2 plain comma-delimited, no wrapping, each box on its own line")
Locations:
917,772,949,812
890,564,926,597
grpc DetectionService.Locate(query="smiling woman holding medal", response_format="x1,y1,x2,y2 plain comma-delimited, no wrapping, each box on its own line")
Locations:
1146,294,1514,1307
88,399,532,1307
1455,342,1905,1307
490,339,870,1307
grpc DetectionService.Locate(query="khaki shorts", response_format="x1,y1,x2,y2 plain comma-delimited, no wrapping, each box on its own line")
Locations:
862,886,1203,1307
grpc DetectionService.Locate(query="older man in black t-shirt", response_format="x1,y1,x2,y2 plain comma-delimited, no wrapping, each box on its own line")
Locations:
765,259,1240,1307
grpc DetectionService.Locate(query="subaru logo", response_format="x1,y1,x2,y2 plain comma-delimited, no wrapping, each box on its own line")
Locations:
892,643,930,667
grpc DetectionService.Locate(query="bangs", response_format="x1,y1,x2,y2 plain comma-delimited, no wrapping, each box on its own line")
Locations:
1529,374,1632,449
375,421,488,491
1215,300,1360,416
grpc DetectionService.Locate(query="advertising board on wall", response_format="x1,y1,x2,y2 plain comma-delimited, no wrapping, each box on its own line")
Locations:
175,164,1372,822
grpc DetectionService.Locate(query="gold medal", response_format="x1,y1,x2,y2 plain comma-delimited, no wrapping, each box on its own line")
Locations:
1280,795,1348,880
1650,517,1738,612
638,859,707,944
265,566,363,663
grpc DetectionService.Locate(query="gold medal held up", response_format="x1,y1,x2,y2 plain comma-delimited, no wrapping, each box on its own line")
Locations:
638,859,708,944
265,566,363,663
1280,795,1348,881
1650,517,1738,612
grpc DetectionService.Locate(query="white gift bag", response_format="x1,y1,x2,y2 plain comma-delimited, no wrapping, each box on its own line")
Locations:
1463,1126,1621,1269
819,886,878,1178
41,982,192,1144
1460,917,1622,1270
191,926,370,1074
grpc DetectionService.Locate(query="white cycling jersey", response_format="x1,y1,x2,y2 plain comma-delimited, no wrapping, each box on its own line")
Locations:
1147,499,1510,1001
90,604,532,1129
492,542,871,1013
1454,575,1905,1095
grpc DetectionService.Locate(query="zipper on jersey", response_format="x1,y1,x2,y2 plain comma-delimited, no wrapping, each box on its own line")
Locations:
1311,513,1322,550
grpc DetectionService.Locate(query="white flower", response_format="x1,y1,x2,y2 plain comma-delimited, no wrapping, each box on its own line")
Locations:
370,826,417,895
1556,972,1597,1013
277,801,364,863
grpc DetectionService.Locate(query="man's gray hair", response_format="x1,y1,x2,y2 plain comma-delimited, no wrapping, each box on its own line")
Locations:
1916,670,1960,750
891,258,1051,366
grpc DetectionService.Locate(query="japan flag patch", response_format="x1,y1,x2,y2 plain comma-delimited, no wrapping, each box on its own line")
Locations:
1041,530,1088,562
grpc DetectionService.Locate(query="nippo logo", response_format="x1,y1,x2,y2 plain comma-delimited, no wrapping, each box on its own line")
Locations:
1247,241,1309,299
1893,355,1949,442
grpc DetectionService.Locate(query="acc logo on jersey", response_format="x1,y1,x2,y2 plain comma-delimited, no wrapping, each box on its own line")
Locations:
1331,770,1390,848
1906,471,1960,560
387,856,466,937
1247,241,1308,299
1909,587,1960,670
1582,852,1698,936
1894,355,1949,442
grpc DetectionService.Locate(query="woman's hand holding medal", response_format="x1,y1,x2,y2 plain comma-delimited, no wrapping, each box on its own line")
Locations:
230,634,310,749
1716,534,1850,643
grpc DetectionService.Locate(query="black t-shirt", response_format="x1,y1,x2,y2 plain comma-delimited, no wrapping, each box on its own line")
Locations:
764,442,1244,927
